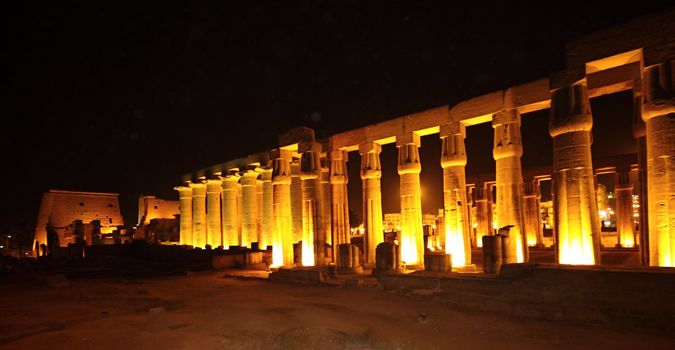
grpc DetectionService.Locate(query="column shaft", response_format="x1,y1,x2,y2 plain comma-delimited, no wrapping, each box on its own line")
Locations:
272,150,294,266
330,150,351,264
642,61,675,267
615,171,635,247
550,84,600,265
221,171,241,248
260,168,274,250
397,134,424,267
191,182,207,248
523,180,543,247
301,143,325,266
241,169,259,248
632,94,649,265
440,122,471,266
320,158,333,252
290,159,303,243
360,142,384,265
175,186,193,246
493,109,527,263
473,185,493,247
206,179,222,248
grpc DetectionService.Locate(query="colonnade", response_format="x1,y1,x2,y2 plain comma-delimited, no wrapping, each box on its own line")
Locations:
174,56,674,268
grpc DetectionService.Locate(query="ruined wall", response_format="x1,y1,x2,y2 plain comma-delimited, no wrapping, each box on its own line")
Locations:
137,195,180,226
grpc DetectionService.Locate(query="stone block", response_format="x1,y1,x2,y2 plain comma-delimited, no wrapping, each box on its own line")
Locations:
423,252,452,272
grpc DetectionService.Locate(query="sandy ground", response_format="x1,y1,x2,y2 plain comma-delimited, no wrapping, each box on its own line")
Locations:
1,271,673,350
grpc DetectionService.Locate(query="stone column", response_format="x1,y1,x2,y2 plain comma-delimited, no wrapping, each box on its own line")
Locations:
397,133,424,268
300,142,325,266
440,122,471,266
320,157,333,255
190,181,207,248
174,185,193,246
550,83,601,265
272,150,294,266
241,166,259,248
206,178,222,248
330,149,351,264
259,166,274,250
642,61,675,267
632,93,649,265
493,109,527,263
615,171,635,248
255,171,264,248
523,179,544,247
221,169,240,248
473,184,493,248
290,158,303,243
360,142,384,265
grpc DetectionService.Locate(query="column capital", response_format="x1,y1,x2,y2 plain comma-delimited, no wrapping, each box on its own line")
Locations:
359,142,382,155
549,83,593,138
329,149,348,185
492,109,521,127
439,122,465,138
396,132,421,147
174,185,193,198
300,146,321,180
493,109,523,160
397,142,421,175
642,60,675,121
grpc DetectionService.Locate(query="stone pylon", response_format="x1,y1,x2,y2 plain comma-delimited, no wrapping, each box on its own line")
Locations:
329,149,351,264
272,149,294,266
241,165,260,248
300,142,325,266
206,178,222,248
440,122,471,266
615,171,635,248
221,169,241,249
190,180,207,248
473,184,493,248
492,109,527,263
397,133,424,268
523,179,543,247
290,158,303,244
642,61,675,267
550,83,601,265
259,166,274,250
360,142,384,265
174,185,193,246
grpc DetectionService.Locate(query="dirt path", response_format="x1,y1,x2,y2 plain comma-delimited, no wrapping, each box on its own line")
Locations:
1,272,673,349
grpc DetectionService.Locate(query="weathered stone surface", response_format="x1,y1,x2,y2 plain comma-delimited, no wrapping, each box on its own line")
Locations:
423,252,452,273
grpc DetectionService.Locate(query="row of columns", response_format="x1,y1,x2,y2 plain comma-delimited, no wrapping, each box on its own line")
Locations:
174,61,673,268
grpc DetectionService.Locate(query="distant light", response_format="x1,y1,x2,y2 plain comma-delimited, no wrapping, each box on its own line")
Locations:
0,245,3,249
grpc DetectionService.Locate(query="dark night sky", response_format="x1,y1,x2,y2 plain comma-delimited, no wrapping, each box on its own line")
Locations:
4,1,673,235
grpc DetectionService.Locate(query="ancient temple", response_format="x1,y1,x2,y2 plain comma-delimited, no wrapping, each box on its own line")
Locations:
172,10,674,268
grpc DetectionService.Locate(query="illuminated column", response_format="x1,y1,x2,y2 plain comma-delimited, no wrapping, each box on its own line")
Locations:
259,166,274,250
615,171,635,248
221,169,241,248
255,171,264,248
330,149,351,263
290,158,303,243
241,166,259,248
523,180,544,247
272,150,294,266
320,157,333,253
473,185,493,248
205,178,222,248
550,83,600,265
301,142,325,266
632,93,649,265
190,181,207,248
440,122,471,266
642,61,675,267
397,133,424,268
359,142,384,265
492,109,527,263
174,185,193,246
